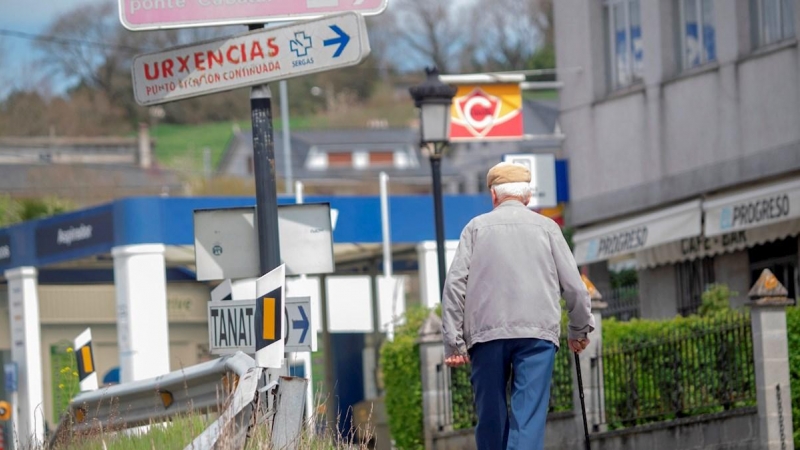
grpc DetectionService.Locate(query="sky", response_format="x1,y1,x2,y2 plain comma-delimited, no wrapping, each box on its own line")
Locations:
0,0,111,95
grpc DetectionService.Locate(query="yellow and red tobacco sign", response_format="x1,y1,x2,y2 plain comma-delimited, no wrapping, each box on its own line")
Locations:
450,83,524,141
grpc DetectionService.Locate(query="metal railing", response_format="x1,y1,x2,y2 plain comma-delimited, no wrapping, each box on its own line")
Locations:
598,312,756,430
50,352,254,444
602,285,641,321
48,352,308,450
436,336,573,431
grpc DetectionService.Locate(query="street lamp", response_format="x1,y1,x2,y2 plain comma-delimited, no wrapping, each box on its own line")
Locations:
409,67,457,301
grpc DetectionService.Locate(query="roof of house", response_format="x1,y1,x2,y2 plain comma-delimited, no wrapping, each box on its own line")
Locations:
0,164,183,203
217,127,461,183
217,99,562,185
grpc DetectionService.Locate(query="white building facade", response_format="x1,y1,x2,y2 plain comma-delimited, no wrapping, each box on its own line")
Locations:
556,0,800,316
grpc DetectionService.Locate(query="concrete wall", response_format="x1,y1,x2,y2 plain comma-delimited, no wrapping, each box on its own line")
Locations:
590,409,759,450
432,410,759,450
555,0,800,227
431,413,579,450
638,264,679,319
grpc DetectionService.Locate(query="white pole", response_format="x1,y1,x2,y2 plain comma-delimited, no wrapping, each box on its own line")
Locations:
379,172,395,341
280,80,293,195
294,181,313,421
380,172,392,278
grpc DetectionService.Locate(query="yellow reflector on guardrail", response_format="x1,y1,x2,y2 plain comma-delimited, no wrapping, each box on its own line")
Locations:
159,390,174,409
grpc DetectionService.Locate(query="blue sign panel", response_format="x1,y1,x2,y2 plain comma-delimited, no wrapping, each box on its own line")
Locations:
4,362,17,393
35,210,114,258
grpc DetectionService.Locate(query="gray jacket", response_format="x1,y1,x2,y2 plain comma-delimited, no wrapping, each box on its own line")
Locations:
442,200,595,358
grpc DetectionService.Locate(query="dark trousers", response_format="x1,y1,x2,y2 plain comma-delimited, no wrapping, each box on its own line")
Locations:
468,338,556,450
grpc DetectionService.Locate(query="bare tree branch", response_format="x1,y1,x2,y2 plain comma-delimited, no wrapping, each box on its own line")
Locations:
384,0,470,73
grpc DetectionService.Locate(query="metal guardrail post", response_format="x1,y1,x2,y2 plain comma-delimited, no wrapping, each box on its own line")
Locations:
183,366,264,450
271,376,309,449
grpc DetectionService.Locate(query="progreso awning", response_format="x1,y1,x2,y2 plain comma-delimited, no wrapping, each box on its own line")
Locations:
636,217,800,269
704,176,800,236
572,200,702,266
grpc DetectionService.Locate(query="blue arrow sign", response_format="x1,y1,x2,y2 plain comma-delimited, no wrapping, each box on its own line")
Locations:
323,25,350,58
292,305,310,344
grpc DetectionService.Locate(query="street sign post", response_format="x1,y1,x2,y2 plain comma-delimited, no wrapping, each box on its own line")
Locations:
208,299,257,355
285,297,314,352
118,0,387,31
131,12,371,106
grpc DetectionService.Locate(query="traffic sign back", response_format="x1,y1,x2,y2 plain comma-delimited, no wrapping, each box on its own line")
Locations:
132,12,371,106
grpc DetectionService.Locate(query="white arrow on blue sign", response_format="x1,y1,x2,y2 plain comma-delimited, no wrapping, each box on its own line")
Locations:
285,297,314,353
132,11,371,106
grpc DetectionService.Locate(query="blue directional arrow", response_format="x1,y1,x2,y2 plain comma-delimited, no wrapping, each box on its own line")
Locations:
292,306,309,344
323,25,350,58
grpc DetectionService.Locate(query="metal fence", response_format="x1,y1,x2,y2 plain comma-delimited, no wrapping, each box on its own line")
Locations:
602,285,641,321
598,312,756,430
436,336,572,431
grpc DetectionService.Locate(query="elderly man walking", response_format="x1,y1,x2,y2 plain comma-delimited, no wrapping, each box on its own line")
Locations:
442,161,595,450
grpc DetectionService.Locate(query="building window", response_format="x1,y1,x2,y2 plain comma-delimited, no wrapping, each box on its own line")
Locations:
679,0,716,70
748,236,798,300
327,151,353,168
751,0,796,48
676,257,715,316
606,0,644,89
369,151,395,167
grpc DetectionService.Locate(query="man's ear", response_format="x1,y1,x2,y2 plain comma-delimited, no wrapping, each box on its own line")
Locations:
490,188,497,206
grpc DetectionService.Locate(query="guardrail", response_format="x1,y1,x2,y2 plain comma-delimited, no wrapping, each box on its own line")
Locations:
48,352,276,448
49,352,309,450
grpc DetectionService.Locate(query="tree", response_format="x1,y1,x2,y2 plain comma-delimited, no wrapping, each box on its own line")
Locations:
383,0,471,73
469,0,554,72
36,3,245,129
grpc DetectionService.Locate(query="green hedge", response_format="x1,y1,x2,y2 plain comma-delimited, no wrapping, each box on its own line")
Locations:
786,307,800,447
379,305,431,450
602,311,755,429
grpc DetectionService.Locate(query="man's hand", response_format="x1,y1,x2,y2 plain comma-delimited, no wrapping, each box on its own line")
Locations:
445,354,471,367
568,338,589,354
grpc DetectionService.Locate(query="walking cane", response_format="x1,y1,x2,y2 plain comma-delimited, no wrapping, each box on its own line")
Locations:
574,352,591,450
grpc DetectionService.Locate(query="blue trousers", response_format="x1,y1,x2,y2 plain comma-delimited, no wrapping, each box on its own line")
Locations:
468,338,556,450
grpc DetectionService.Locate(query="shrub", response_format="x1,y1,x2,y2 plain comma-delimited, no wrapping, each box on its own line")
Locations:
379,305,432,450
602,307,755,430
698,284,737,318
786,307,800,447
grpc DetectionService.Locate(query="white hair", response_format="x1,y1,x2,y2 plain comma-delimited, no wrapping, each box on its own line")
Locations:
492,182,532,202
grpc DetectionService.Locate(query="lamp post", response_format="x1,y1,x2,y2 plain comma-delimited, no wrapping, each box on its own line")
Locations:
409,67,457,301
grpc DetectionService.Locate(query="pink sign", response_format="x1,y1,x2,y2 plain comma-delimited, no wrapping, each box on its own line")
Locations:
119,0,387,31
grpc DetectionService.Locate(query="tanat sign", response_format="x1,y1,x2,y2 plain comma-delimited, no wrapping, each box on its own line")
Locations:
450,83,523,141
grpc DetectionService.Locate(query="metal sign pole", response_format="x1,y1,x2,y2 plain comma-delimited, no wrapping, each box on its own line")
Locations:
250,83,281,273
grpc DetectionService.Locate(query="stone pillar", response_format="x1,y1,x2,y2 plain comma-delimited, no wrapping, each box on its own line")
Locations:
112,244,171,383
749,269,794,450
417,312,446,450
4,267,44,448
574,275,607,435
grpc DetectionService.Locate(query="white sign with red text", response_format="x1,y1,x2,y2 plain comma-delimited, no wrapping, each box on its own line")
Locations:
118,0,387,31
131,12,370,106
